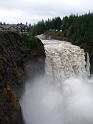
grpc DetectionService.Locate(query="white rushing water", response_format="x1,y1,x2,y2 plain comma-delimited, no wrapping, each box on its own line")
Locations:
44,40,89,86
20,38,93,124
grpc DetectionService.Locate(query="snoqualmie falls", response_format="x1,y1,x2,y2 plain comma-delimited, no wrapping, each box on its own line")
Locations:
20,36,93,124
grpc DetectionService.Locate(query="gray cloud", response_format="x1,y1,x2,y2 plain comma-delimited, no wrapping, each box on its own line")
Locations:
0,0,93,24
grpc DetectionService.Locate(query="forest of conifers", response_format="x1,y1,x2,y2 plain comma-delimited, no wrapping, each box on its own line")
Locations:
31,13,93,49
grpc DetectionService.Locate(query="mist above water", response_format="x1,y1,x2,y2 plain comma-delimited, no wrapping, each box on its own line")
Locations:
20,39,93,124
20,76,93,124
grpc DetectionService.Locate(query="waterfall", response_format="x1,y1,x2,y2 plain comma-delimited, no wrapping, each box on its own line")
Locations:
21,38,93,124
44,40,89,85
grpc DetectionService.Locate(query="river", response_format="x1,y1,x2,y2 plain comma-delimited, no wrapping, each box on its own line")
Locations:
20,37,93,124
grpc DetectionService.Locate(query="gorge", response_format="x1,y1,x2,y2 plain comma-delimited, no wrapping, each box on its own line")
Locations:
20,36,93,124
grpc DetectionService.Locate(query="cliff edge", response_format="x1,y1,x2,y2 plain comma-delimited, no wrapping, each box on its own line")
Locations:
0,31,45,124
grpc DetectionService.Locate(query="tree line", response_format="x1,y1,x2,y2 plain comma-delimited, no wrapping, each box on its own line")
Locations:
30,17,62,35
30,12,93,51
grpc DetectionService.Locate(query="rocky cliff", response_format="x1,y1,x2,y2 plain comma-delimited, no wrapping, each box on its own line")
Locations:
0,31,45,124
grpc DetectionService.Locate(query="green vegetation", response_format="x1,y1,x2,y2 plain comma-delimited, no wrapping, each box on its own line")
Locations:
31,17,62,35
61,13,93,49
31,13,93,51
31,13,93,49
22,34,44,50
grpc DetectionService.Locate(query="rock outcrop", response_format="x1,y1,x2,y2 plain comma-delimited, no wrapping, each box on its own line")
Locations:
0,31,45,124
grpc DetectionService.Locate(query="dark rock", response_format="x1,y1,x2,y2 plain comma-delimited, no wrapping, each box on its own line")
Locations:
0,31,45,124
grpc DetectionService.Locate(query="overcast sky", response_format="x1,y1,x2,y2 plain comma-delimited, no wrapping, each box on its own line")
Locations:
0,0,93,24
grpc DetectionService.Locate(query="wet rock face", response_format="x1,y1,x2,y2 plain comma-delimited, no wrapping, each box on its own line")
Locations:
0,31,45,124
89,54,93,74
0,31,26,124
0,85,24,124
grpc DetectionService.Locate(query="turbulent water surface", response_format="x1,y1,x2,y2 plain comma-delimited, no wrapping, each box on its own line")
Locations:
20,37,93,124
